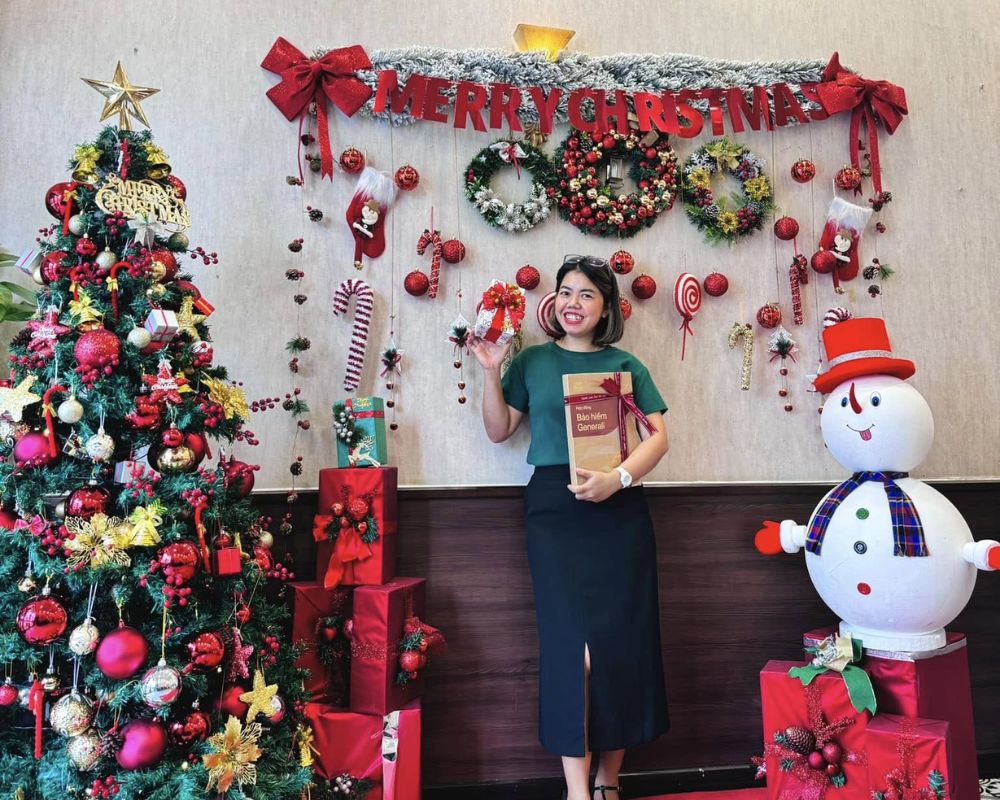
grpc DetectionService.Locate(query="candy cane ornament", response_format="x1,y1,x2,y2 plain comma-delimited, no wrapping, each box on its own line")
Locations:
728,322,754,391
789,255,809,326
536,291,558,338
332,278,375,391
416,228,443,299
42,384,68,458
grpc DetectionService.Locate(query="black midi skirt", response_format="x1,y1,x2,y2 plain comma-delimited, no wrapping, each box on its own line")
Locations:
524,465,669,757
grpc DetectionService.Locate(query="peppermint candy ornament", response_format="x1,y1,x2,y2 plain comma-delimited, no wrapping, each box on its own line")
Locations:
332,279,374,391
673,273,701,360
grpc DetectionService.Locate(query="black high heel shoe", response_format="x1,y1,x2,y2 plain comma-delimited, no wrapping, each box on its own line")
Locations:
594,785,622,800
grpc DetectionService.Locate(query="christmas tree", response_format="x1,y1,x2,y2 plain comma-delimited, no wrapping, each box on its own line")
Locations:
0,64,311,799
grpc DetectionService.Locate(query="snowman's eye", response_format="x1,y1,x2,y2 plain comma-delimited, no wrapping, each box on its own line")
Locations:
840,396,849,408
854,541,868,554
870,392,881,407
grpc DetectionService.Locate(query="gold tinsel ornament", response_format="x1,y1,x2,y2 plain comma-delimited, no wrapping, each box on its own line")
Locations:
203,715,263,793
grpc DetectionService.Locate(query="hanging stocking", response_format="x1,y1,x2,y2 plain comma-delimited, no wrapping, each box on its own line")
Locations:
345,167,396,270
811,197,873,291
332,279,374,391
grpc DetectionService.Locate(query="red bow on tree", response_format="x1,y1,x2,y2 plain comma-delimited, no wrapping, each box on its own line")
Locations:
261,37,374,180
815,52,908,194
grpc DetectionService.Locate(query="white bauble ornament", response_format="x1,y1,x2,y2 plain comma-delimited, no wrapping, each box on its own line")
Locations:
57,396,85,424
96,248,118,270
127,327,152,349
139,659,182,708
67,214,86,235
258,531,273,549
69,618,100,655
50,691,95,736
66,730,102,770
85,430,115,462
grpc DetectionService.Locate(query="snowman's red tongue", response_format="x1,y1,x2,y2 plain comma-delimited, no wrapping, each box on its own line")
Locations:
859,428,872,441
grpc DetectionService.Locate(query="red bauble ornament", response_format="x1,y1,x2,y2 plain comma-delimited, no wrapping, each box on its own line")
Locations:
807,751,827,771
339,147,365,174
821,742,843,765
14,432,57,468
773,216,800,241
45,182,76,218
186,630,226,670
441,239,466,264
217,685,249,719
96,626,150,679
149,247,178,282
157,541,201,584
40,251,69,284
74,329,121,369
254,544,274,572
223,456,255,498
394,165,420,191
790,159,816,183
756,303,782,329
516,265,541,290
404,270,430,297
703,272,729,297
116,719,167,770
399,650,421,673
164,175,187,200
161,426,184,447
75,238,97,258
184,432,209,466
0,680,18,706
631,274,657,300
168,709,211,745
0,508,17,531
66,484,111,519
609,250,635,275
619,297,633,321
17,592,68,645
346,497,370,521
811,249,838,275
835,166,863,191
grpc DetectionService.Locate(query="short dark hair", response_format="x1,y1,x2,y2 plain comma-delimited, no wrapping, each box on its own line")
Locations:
549,255,625,346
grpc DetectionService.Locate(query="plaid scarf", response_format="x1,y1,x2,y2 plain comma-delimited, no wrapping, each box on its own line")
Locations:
806,471,928,557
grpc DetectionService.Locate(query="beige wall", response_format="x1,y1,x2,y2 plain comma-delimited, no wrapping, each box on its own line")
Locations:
1,0,997,488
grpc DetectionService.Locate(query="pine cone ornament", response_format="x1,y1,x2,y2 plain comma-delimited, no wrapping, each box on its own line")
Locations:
704,204,720,219
784,725,816,755
101,726,125,757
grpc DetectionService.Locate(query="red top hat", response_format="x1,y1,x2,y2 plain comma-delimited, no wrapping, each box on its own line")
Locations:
813,317,915,394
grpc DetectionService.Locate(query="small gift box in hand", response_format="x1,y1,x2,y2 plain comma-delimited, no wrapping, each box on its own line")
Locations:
474,279,525,345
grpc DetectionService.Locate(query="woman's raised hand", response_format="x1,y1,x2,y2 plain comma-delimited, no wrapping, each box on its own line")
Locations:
469,336,512,372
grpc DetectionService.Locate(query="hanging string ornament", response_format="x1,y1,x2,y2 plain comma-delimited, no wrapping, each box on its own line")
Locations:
332,278,374,392
789,255,810,326
448,315,472,404
862,257,894,298
416,224,443,299
768,327,799,412
379,339,402,431
673,273,702,360
728,322,754,391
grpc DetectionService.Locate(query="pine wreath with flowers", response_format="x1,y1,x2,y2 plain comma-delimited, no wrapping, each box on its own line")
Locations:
552,127,679,239
683,138,775,243
464,139,557,232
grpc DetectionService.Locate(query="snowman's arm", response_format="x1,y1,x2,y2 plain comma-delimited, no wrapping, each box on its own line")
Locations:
755,519,807,555
779,520,808,554
962,539,1000,571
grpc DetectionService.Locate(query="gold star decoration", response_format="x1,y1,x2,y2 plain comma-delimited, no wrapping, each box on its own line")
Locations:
0,376,41,422
239,670,279,722
202,377,249,420
175,296,206,340
203,715,263,794
82,61,159,131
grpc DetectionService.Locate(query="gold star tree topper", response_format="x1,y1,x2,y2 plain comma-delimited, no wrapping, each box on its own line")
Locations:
82,61,159,131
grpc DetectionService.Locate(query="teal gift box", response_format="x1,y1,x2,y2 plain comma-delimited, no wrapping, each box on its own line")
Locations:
333,397,389,468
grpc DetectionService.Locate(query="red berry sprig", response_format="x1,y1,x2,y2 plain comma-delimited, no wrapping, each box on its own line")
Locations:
188,246,218,266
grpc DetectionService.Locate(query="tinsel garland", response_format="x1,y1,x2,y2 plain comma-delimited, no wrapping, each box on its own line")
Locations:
316,46,833,125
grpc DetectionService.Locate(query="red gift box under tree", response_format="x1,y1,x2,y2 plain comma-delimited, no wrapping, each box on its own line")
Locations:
288,581,352,706
867,715,951,800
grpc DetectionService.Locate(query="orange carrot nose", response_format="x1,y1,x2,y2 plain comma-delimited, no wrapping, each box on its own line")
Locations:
849,382,863,414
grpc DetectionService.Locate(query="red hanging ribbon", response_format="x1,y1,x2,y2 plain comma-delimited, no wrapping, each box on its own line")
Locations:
678,315,694,361
42,384,68,458
61,182,84,236
119,139,131,179
814,52,908,194
316,521,373,589
564,372,656,462
28,677,44,759
261,38,374,181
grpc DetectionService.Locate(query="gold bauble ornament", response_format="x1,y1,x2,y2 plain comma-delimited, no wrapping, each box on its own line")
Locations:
156,444,196,473
40,669,61,693
67,215,86,236
167,232,189,250
148,260,168,282
66,729,102,770
126,327,153,349
85,430,115,462
50,691,95,736
95,249,118,270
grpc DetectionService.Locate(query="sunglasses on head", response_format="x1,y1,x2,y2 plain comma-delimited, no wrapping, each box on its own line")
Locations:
563,254,611,269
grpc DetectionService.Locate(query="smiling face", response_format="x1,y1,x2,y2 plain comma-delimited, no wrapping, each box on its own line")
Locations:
820,374,934,472
555,269,607,344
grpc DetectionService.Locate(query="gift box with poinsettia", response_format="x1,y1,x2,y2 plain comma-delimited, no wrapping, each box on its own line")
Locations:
804,628,978,800
304,699,421,800
314,467,398,590
350,577,446,716
473,279,526,345
288,581,353,706
758,660,872,800
333,397,389,468
866,715,952,800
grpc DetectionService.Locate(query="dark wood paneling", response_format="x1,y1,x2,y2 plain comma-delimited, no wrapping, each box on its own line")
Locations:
257,482,1000,787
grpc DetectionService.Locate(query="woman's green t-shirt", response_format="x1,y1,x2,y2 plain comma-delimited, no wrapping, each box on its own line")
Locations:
501,341,667,467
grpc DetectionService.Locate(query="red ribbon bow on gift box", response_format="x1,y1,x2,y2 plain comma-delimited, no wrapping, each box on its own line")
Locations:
261,37,373,181
815,52,908,194
480,282,525,343
313,509,375,590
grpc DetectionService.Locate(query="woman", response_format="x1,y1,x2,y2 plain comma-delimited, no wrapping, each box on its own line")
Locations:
470,255,670,800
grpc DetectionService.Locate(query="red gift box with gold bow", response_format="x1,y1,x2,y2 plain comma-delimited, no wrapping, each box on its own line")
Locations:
288,581,352,706
866,715,951,800
304,699,421,799
350,578,444,715
314,467,398,590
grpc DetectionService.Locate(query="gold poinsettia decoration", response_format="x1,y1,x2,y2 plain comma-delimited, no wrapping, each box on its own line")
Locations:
705,139,743,172
63,513,152,569
202,377,249,420
744,175,772,202
203,715,263,794
717,211,739,235
687,166,712,189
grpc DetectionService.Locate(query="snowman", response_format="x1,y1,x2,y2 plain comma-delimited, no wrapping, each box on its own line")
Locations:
755,314,1000,652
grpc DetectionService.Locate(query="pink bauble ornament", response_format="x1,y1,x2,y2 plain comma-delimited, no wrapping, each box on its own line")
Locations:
16,591,68,645
40,251,69,284
0,678,18,706
14,432,56,468
441,239,465,264
807,751,827,771
116,719,167,770
45,182,77,218
96,625,150,679
158,541,201,584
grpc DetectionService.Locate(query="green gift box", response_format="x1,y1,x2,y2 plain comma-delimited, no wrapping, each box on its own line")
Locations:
333,397,389,468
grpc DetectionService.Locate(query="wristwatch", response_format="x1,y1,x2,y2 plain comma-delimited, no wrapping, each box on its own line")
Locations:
615,466,633,489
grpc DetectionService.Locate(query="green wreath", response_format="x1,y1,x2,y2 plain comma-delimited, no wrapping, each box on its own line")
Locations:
682,137,775,243
464,140,557,233
552,128,679,239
